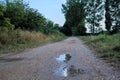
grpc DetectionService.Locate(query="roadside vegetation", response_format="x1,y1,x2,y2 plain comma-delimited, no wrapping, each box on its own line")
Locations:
0,27,65,53
0,0,119,65
0,0,65,54
79,33,120,66
61,0,119,67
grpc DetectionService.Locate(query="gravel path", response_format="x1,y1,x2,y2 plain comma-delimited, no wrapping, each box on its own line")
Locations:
0,37,119,80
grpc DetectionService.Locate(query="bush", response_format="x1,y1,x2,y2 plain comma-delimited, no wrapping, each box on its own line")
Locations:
0,28,47,45
0,28,65,53
2,18,15,30
19,30,47,42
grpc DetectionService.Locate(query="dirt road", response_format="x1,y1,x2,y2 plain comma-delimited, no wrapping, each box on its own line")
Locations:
0,37,119,80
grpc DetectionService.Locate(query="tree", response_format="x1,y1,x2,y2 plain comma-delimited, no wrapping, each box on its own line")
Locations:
0,0,61,34
1,18,14,30
53,24,59,30
3,0,49,32
110,0,120,33
60,21,72,36
86,0,104,34
4,0,27,29
105,0,112,32
0,4,4,26
62,0,86,36
105,0,120,33
23,7,46,31
0,3,14,30
0,4,4,16
40,20,54,34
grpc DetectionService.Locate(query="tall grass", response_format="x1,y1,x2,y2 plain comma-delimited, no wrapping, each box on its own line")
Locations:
46,30,66,42
19,30,47,42
0,28,65,53
0,28,47,44
79,33,120,64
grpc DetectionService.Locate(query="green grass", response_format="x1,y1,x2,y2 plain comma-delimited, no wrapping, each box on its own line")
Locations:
0,37,65,54
48,35,66,42
0,41,39,53
79,33,120,64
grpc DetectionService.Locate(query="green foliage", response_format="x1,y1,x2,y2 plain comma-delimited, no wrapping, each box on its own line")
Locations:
23,7,46,31
60,22,72,36
0,4,4,26
0,28,65,53
62,0,86,36
0,0,65,53
80,33,120,62
4,0,26,28
0,4,4,16
47,30,66,42
105,0,112,32
72,18,86,35
39,20,60,34
0,27,9,45
105,0,120,33
2,18,14,30
0,0,62,35
85,0,104,34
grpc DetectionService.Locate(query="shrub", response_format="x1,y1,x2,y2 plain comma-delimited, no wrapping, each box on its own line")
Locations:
2,18,15,30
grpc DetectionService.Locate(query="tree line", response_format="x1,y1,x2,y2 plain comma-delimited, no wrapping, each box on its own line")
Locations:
105,0,120,34
61,0,120,36
0,0,119,36
0,0,61,34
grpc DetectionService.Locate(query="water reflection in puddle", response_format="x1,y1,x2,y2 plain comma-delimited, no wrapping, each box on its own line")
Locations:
56,54,71,62
54,54,85,77
54,64,68,77
54,64,85,77
56,54,66,62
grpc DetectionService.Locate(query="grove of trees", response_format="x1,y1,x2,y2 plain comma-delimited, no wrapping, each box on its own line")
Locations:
61,0,120,35
105,0,120,34
61,0,86,36
85,0,104,34
0,0,61,34
0,0,119,36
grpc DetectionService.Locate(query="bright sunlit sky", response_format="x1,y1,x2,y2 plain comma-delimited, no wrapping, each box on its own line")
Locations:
25,0,66,26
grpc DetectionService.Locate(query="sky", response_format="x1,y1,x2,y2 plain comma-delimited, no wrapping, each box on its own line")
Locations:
25,0,66,26
25,0,106,32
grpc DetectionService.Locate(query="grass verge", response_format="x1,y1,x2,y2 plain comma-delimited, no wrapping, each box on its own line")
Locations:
79,33,120,67
0,28,65,54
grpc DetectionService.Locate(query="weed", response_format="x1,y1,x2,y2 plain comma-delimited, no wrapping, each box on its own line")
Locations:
79,33,120,64
0,28,65,53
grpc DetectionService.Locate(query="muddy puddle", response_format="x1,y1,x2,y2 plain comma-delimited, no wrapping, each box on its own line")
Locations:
54,53,85,77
